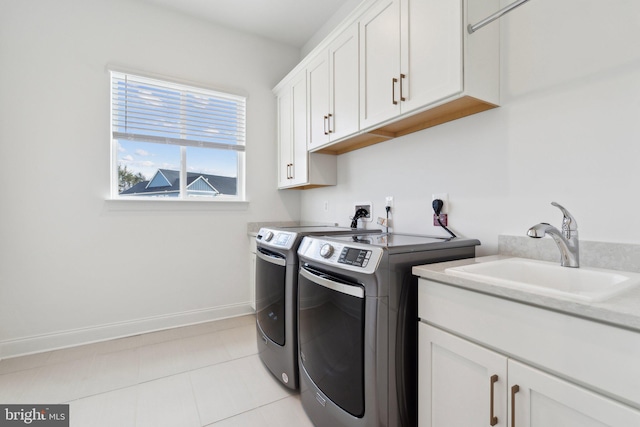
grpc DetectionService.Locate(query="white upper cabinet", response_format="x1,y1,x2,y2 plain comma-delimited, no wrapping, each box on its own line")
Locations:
273,0,501,176
276,70,337,189
359,0,402,129
276,77,292,188
359,0,496,134
290,72,309,187
308,23,360,151
277,70,308,188
359,0,463,127
307,52,330,150
400,0,462,113
329,24,360,142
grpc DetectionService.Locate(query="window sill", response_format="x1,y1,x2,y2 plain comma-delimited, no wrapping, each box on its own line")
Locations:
104,198,249,212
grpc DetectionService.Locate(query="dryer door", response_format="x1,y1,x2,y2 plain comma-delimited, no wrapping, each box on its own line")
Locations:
298,265,365,418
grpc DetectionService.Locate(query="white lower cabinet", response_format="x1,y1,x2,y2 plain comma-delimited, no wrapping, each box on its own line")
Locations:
508,359,640,427
419,323,640,426
419,323,507,427
417,279,640,426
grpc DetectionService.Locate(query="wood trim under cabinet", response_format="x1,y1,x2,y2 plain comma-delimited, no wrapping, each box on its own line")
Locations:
313,96,497,155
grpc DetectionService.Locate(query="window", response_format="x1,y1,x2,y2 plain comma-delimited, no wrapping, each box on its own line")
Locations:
110,71,246,200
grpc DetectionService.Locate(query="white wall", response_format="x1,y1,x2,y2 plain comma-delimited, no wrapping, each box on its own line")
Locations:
0,0,301,357
301,0,640,256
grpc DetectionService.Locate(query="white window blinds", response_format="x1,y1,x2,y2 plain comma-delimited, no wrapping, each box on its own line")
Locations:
111,71,246,152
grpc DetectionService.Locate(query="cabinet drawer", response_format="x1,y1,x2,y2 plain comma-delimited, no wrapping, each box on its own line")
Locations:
418,279,640,409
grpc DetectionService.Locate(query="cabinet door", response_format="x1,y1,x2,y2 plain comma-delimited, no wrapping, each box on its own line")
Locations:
508,360,640,427
419,323,507,427
308,53,330,150
277,88,292,188
359,0,401,130
329,23,359,141
400,0,462,113
289,71,308,186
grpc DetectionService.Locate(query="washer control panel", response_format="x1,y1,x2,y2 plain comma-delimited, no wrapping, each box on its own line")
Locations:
298,237,383,274
338,247,372,268
320,243,334,259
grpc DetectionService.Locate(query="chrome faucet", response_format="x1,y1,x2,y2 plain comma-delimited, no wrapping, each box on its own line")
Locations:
527,202,579,268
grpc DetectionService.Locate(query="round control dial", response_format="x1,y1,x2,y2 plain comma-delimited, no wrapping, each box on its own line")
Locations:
319,243,334,258
263,231,274,242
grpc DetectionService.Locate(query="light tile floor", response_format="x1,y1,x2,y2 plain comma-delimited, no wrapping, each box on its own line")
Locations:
0,315,314,426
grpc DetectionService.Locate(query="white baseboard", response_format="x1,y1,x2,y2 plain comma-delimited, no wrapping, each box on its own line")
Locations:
0,302,255,360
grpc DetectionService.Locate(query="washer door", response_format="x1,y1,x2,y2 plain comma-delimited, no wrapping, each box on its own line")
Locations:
256,248,287,346
298,265,365,418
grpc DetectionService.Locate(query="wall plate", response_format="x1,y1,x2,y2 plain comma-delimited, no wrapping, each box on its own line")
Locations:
354,202,372,222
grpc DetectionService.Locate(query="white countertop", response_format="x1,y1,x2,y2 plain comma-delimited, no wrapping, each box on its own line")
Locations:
413,255,640,333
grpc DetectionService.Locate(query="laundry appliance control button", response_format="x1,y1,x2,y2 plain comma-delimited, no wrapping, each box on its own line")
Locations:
319,244,334,258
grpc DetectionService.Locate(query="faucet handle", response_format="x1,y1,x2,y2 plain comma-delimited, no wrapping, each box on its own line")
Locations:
551,202,578,232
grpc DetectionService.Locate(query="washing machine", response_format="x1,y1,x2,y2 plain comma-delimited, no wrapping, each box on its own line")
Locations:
297,233,480,426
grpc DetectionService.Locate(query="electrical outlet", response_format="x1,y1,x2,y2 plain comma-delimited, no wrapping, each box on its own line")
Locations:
385,196,393,208
433,213,448,226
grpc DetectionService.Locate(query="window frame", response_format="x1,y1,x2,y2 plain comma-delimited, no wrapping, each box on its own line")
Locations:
109,69,247,202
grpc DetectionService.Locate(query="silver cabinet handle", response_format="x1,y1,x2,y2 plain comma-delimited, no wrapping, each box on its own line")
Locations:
323,115,329,135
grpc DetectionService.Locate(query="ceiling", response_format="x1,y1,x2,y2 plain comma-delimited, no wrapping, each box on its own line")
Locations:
138,0,352,48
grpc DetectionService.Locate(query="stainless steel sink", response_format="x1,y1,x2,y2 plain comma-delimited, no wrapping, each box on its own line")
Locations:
445,258,640,302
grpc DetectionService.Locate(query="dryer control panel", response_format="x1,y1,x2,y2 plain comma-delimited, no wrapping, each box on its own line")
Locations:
298,237,383,275
256,228,297,250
